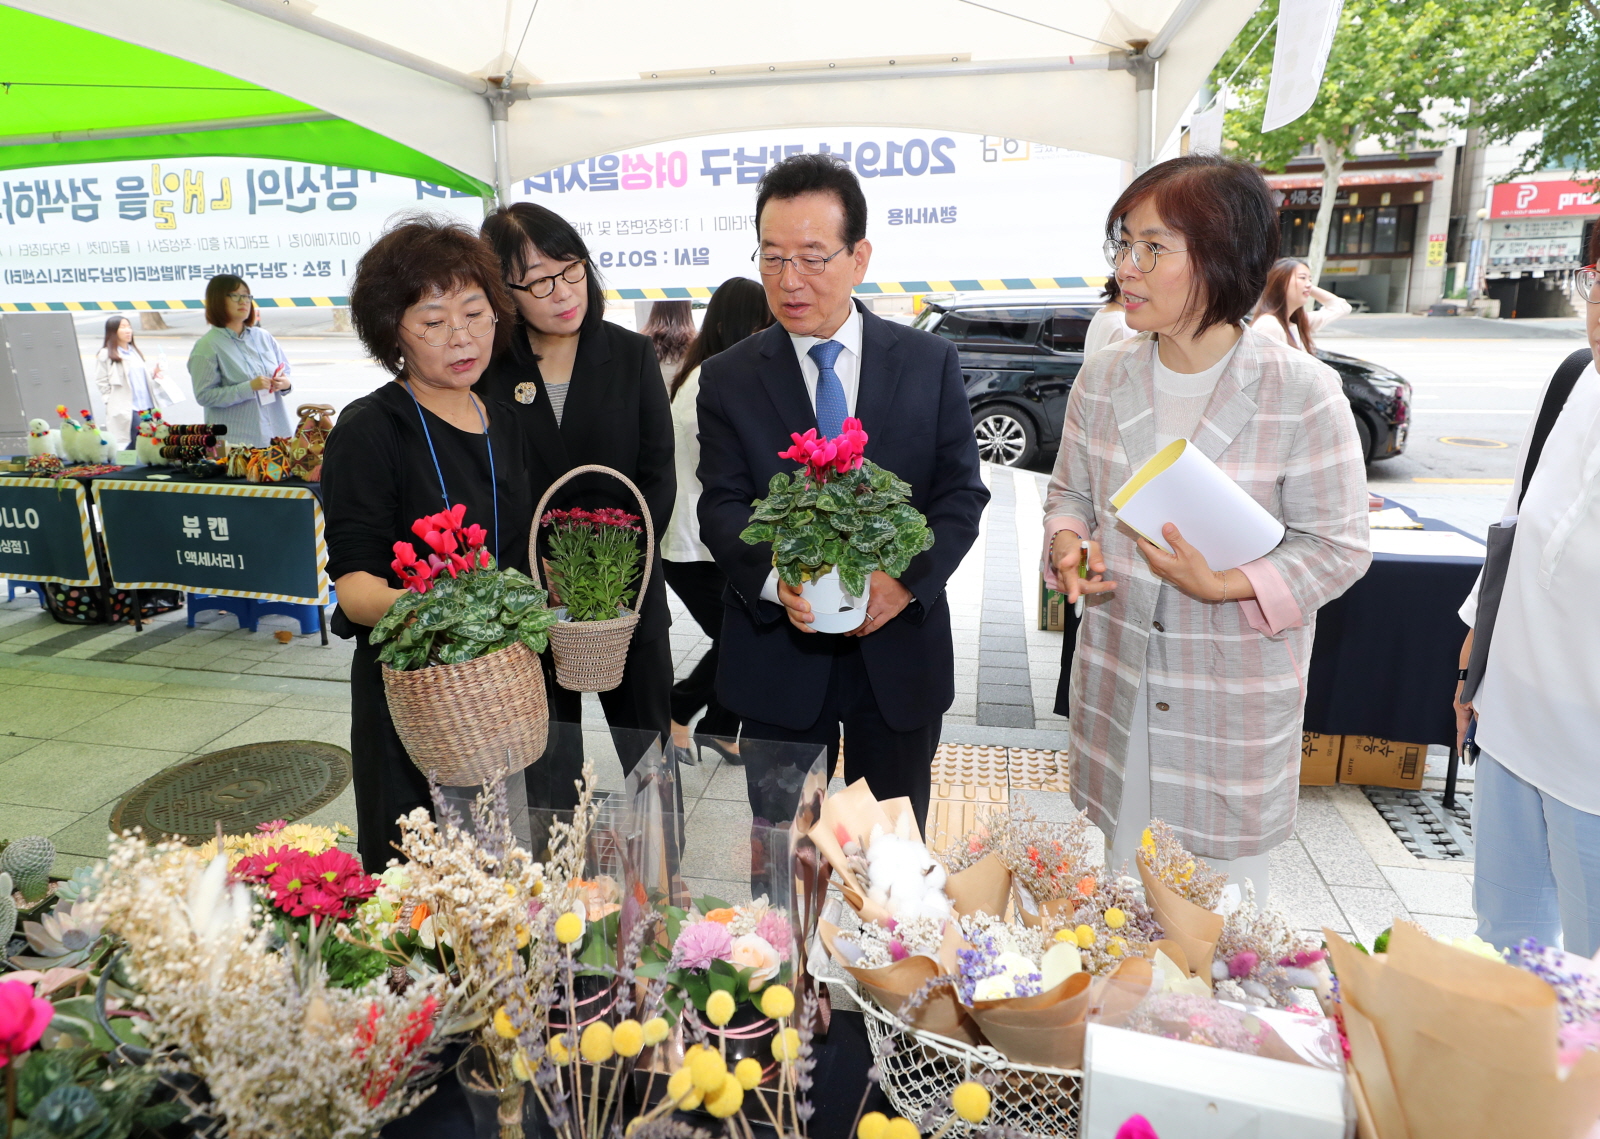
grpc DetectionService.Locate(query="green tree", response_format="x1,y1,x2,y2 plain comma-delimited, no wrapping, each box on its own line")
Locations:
1217,0,1540,283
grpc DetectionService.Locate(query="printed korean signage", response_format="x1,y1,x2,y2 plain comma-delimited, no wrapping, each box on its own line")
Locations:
1490,179,1600,219
0,478,99,586
1489,217,1587,268
0,159,481,307
507,129,1124,293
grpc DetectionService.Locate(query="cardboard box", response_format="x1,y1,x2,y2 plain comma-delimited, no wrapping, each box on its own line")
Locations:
1339,735,1427,790
1300,732,1342,786
1038,574,1067,632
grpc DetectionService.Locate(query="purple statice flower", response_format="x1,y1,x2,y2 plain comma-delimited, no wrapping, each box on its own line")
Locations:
1506,938,1600,1030
673,920,734,970
1014,970,1043,998
755,909,793,957
956,933,1006,1004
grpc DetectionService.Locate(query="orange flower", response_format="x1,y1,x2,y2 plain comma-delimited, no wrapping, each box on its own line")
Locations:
1076,876,1097,897
705,908,737,925
410,902,431,930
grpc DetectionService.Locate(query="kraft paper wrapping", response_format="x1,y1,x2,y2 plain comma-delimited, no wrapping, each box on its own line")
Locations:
807,779,918,926
967,971,1094,1069
1014,889,1078,929
1325,922,1600,1139
945,853,1011,919
820,920,981,1045
1138,855,1222,984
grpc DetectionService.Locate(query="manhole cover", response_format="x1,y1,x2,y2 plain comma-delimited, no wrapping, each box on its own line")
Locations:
1364,786,1474,861
1438,436,1509,449
110,741,352,844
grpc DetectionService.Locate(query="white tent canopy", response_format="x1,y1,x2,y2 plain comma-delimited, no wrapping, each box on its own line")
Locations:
19,0,1257,201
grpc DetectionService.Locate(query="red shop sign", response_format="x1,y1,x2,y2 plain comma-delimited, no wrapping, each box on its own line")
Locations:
1491,179,1600,218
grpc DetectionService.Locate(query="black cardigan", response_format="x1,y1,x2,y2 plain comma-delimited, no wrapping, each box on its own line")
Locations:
475,320,675,641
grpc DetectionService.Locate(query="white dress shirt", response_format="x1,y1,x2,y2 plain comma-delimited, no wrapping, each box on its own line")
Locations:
1459,356,1600,812
663,366,713,562
760,304,865,603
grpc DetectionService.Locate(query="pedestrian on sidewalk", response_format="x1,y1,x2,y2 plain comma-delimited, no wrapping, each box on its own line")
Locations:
189,275,294,447
662,276,773,767
641,300,696,383
94,315,181,449
1454,228,1600,955
1042,155,1371,901
1251,257,1352,351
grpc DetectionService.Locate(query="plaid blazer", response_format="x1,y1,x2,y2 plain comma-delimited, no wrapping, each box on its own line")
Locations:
1044,328,1370,859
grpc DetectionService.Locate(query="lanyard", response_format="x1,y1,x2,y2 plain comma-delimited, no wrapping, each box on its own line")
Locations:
402,381,499,559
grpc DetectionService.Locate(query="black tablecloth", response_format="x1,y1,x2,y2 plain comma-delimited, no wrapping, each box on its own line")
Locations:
1303,507,1484,748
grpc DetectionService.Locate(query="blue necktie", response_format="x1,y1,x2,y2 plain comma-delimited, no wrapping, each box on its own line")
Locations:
808,339,848,438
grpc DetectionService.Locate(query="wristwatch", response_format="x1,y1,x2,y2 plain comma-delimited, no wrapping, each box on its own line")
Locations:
1457,668,1470,681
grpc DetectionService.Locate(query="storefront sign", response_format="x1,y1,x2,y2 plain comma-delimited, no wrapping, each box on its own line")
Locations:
0,477,99,585
1490,179,1600,219
95,477,326,603
1426,233,1448,268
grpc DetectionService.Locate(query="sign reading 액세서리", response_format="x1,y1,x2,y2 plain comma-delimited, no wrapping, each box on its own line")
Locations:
0,476,99,586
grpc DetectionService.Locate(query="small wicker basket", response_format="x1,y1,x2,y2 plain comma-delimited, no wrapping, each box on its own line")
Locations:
531,464,655,693
383,640,549,784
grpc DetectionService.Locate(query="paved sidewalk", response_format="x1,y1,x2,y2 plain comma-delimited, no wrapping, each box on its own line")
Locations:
0,461,1475,947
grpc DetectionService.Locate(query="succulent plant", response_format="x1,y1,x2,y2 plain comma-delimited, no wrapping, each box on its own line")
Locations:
21,903,105,965
52,864,100,906
0,871,16,951
0,834,56,901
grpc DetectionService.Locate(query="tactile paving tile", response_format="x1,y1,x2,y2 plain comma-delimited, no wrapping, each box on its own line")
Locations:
930,743,1011,786
1009,747,1072,793
926,793,1004,856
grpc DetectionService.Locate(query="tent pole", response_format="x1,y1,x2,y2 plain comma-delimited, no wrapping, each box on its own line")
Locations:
490,93,512,209
1131,47,1156,173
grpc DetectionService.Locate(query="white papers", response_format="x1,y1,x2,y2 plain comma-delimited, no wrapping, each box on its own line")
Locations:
1368,506,1424,530
1369,529,1485,558
1109,440,1286,571
255,384,279,407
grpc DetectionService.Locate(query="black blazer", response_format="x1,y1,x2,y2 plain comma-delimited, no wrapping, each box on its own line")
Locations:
476,321,675,641
695,302,989,731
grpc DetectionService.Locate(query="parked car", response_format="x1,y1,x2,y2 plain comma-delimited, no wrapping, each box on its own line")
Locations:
912,291,1411,467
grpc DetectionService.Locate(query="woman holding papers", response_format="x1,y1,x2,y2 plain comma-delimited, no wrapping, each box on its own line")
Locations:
1042,155,1371,897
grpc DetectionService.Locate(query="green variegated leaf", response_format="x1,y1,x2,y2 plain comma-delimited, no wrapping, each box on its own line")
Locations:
821,538,846,566
451,619,507,643
777,561,805,589
740,521,777,545
501,582,547,618
370,589,423,642
768,471,794,496
433,640,483,665
839,565,868,598
750,497,792,522
793,484,818,508
827,508,862,532
414,603,462,632
815,487,850,512
881,550,913,578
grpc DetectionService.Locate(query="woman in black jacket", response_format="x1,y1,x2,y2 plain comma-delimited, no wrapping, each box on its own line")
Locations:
476,203,675,811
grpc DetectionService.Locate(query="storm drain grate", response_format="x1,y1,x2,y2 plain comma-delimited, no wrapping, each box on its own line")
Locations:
1364,786,1474,861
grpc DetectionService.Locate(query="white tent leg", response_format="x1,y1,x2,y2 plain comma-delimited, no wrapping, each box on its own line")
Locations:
491,96,512,210
1134,55,1156,173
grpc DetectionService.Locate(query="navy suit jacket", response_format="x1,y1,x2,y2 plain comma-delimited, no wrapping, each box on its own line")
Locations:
695,301,989,732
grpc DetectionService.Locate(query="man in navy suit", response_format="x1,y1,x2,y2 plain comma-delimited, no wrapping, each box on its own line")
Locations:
696,153,989,843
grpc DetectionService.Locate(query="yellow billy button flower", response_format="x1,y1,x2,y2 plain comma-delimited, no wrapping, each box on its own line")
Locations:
554,911,585,945
760,984,795,1020
1074,925,1097,948
516,924,530,949
1053,927,1075,943
1107,936,1127,958
772,1027,802,1063
857,1111,889,1139
580,1022,614,1064
680,1088,705,1111
734,1057,763,1090
642,1017,669,1046
884,1118,920,1139
493,1007,517,1039
706,1075,745,1118
689,1047,728,1093
1141,826,1155,854
548,1034,572,1066
951,1081,992,1123
666,1067,694,1103
612,1019,645,1058
1104,907,1127,929
530,878,544,897
511,1051,533,1082
706,989,737,1028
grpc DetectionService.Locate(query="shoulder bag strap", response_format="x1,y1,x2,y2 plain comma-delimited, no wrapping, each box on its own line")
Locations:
1519,347,1593,509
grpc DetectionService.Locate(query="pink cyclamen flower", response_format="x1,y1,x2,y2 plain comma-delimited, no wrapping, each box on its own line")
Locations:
0,979,54,1066
1115,1115,1160,1139
673,920,735,970
462,523,488,550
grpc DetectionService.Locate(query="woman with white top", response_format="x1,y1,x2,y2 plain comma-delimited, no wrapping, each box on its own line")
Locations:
1083,278,1136,356
94,315,179,448
1251,257,1352,351
663,277,773,764
1453,235,1600,954
189,275,294,447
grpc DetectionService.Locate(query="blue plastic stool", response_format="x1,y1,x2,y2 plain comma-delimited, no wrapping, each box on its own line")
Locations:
6,580,48,608
186,585,337,645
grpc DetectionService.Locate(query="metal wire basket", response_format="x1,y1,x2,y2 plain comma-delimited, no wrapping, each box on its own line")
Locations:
844,982,1084,1139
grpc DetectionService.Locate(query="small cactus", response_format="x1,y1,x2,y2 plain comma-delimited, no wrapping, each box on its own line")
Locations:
0,835,55,902
0,872,16,950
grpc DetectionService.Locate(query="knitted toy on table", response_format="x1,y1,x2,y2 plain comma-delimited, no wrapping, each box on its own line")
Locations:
134,409,170,466
26,418,61,458
79,409,116,462
55,405,110,463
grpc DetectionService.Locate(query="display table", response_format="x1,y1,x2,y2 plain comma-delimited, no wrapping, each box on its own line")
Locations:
0,474,101,588
1302,500,1484,804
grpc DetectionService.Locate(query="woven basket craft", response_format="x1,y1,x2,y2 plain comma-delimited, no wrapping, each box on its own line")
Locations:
383,640,549,785
531,464,655,693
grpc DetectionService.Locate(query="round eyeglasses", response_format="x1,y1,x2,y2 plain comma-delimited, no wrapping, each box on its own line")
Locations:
1104,238,1188,274
508,260,587,299
408,312,498,347
752,247,849,276
1578,266,1598,304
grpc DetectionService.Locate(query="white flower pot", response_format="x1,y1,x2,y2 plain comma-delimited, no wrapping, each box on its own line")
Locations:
801,567,871,634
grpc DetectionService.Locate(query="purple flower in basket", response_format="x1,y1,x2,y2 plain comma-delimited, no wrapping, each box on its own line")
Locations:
755,909,793,958
674,920,734,970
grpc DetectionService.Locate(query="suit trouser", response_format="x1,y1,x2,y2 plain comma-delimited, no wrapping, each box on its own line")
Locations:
739,638,939,894
662,559,740,739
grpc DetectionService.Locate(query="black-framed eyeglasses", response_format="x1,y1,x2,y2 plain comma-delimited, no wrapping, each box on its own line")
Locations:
1103,238,1188,274
752,247,848,277
1578,265,1598,304
225,292,252,302
406,311,498,347
508,260,587,299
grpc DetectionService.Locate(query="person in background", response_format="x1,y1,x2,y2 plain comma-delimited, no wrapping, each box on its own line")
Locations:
641,300,696,382
1252,257,1352,351
189,275,293,447
1042,155,1370,901
477,203,675,811
322,216,529,871
1453,229,1600,954
1083,277,1135,357
663,277,773,766
94,315,180,449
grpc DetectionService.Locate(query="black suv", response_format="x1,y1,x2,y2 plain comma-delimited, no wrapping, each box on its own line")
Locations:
912,292,1411,468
